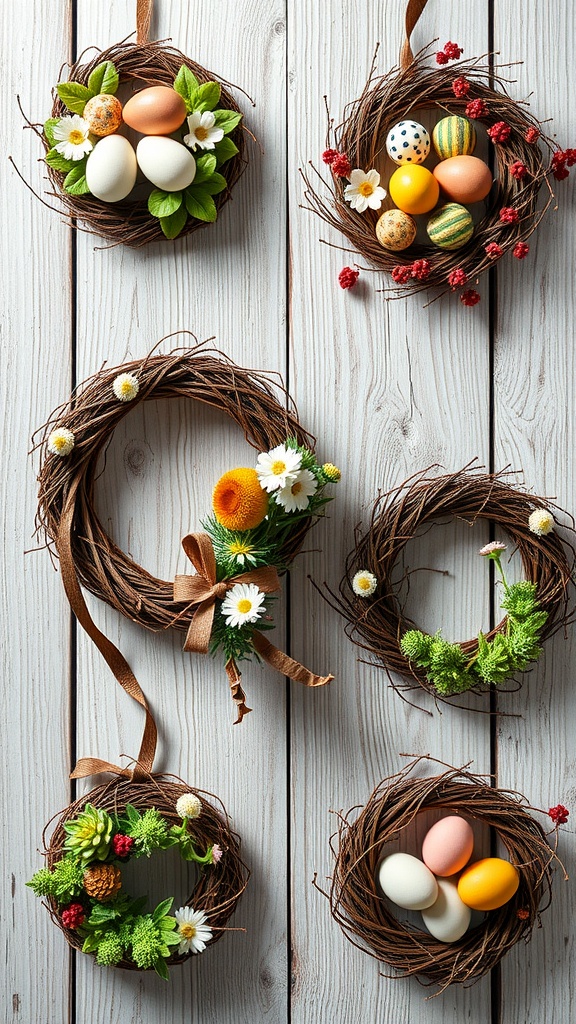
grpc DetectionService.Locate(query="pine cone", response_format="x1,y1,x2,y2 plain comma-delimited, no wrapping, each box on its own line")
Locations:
83,863,122,902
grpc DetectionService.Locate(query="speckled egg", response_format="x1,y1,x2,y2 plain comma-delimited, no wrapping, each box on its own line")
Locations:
422,816,474,876
83,94,123,137
427,202,474,249
421,877,472,943
85,134,138,202
386,120,431,165
388,164,439,215
377,852,438,911
433,155,493,204
375,209,417,251
457,858,520,911
433,115,476,159
123,86,187,136
136,136,196,191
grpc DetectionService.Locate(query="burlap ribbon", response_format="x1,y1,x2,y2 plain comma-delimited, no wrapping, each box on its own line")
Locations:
400,0,430,70
174,532,334,724
136,0,153,45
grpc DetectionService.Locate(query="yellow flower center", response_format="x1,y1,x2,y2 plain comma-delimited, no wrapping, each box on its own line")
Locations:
69,129,85,145
120,380,133,395
237,599,252,614
291,482,303,495
179,923,196,940
195,126,208,141
53,436,68,451
271,459,287,475
357,576,371,591
358,181,375,197
229,540,253,556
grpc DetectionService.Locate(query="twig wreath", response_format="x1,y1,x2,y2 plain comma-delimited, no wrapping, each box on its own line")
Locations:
20,0,248,245
303,0,575,304
330,466,575,703
36,343,338,722
317,758,567,993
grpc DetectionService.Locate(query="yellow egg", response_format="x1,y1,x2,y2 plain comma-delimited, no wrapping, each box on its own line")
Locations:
457,858,520,911
83,94,123,137
388,165,440,215
375,209,417,251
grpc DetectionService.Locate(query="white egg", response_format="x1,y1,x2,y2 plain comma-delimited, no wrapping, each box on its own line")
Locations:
377,852,438,911
136,136,196,191
386,120,431,165
420,877,472,942
85,135,138,203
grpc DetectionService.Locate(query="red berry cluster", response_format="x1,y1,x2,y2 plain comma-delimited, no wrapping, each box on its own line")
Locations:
61,903,85,930
465,98,488,120
451,76,470,98
548,804,569,825
485,242,503,259
510,160,528,181
112,833,135,858
460,288,481,307
499,206,519,225
447,268,467,289
436,41,463,64
391,260,431,285
551,148,576,181
525,126,540,144
513,241,529,260
322,150,351,178
487,121,511,144
338,266,359,290
322,148,339,165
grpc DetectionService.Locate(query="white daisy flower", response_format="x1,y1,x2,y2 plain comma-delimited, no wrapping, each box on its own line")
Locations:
47,426,75,456
528,509,555,536
276,468,318,513
175,793,202,820
174,906,213,955
352,570,378,597
52,115,93,162
479,541,507,557
112,372,139,403
255,444,302,492
344,168,387,213
183,110,224,151
221,582,266,628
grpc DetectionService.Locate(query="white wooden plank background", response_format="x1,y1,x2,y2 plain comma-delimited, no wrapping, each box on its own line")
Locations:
2,1,574,1022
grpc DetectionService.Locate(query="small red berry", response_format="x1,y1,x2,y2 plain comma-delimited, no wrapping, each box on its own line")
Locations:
513,241,529,260
499,206,519,225
465,98,489,119
332,153,351,178
452,76,470,98
338,266,359,290
525,126,540,144
443,41,463,60
322,148,339,165
448,268,467,289
112,833,135,858
487,121,511,144
436,50,449,65
485,242,503,259
510,160,528,181
391,265,412,284
61,903,85,930
551,150,570,180
565,148,576,166
549,804,569,825
411,258,431,281
460,288,481,307
517,908,530,921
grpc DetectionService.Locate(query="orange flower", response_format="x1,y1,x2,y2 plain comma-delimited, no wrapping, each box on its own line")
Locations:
212,468,269,531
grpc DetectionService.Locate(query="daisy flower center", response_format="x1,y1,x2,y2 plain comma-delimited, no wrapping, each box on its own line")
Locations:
195,126,209,141
357,576,371,591
69,129,85,145
229,540,252,556
358,181,375,197
179,923,196,940
237,598,253,614
53,436,68,451
291,482,303,495
271,459,287,475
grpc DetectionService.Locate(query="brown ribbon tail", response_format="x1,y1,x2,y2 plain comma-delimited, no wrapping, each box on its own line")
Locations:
182,599,216,654
136,0,153,44
70,758,133,780
252,631,334,688
225,659,252,725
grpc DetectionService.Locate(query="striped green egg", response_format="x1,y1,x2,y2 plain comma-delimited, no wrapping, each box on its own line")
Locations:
427,203,474,250
433,116,476,159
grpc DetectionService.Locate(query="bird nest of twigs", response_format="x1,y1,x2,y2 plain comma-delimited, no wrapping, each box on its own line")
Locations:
320,760,563,992
40,775,249,971
29,40,247,247
329,466,575,704
303,40,563,302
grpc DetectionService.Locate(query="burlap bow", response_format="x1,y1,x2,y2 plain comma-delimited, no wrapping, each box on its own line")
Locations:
173,533,334,724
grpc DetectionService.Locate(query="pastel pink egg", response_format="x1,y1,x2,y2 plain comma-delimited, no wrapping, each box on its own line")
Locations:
422,816,474,877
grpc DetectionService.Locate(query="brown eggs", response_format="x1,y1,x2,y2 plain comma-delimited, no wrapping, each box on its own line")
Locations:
123,86,187,136
433,155,493,204
83,94,123,136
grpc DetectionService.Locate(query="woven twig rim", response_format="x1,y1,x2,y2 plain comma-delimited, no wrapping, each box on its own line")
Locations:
36,40,248,247
321,759,563,992
330,465,575,702
35,342,316,635
303,45,558,299
43,775,249,970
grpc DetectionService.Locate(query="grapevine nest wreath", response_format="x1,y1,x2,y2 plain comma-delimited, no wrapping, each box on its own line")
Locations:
21,0,248,246
35,343,338,722
330,465,575,703
318,759,566,993
303,0,575,303
28,777,248,978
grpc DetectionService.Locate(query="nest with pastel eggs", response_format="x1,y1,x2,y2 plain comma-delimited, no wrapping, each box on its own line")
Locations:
319,760,563,992
303,40,559,300
36,40,247,247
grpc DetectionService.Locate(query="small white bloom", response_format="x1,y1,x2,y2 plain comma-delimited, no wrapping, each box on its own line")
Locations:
221,582,266,628
479,541,507,557
255,444,302,492
344,168,387,213
174,906,213,954
276,468,318,513
112,372,139,403
52,115,93,161
176,793,202,819
528,509,555,536
47,426,75,457
352,570,377,597
183,110,224,151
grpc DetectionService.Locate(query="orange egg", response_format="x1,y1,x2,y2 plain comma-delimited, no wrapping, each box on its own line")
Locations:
123,86,187,136
433,155,493,204
457,857,520,911
388,164,440,215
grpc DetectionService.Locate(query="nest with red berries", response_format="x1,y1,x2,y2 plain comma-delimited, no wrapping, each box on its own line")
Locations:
29,40,247,247
303,37,568,302
319,760,563,993
31,775,248,976
329,465,575,704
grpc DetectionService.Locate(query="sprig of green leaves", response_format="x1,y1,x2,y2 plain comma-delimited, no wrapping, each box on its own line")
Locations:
55,60,119,115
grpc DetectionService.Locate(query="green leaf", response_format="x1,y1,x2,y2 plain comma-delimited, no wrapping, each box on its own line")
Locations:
148,189,183,219
162,930,181,947
184,188,217,222
152,899,174,924
125,804,141,824
201,172,227,196
63,162,90,195
213,136,239,166
173,64,200,111
193,153,217,184
212,109,242,135
56,81,93,115
194,81,221,113
82,934,103,954
45,147,76,173
44,119,60,147
154,957,170,981
88,60,119,96
159,204,188,239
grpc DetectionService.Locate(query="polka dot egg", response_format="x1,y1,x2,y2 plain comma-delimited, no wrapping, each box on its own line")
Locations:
386,120,431,165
